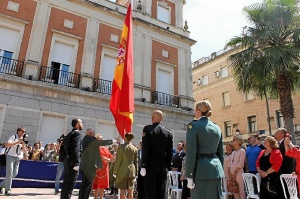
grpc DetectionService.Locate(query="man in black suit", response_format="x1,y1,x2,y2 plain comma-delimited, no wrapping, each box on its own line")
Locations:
171,141,185,188
140,110,173,199
61,118,83,199
78,128,113,199
275,127,295,199
137,140,145,199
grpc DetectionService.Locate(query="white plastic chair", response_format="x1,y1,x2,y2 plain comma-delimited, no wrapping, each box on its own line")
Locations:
280,174,299,199
242,173,260,199
222,177,234,199
167,171,182,199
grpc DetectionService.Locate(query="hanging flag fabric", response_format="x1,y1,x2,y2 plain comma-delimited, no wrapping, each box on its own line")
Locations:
109,4,134,138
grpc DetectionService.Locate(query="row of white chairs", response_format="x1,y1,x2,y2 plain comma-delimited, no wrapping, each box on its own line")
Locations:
223,173,298,199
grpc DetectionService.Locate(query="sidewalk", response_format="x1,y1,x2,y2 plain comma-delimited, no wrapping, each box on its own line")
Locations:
0,188,118,199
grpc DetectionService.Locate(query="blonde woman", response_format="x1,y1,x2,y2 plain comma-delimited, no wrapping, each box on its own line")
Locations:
228,136,246,199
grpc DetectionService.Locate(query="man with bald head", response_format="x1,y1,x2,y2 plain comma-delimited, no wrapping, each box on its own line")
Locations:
140,110,173,199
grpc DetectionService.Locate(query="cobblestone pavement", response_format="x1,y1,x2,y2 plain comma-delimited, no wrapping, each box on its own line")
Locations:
0,188,118,199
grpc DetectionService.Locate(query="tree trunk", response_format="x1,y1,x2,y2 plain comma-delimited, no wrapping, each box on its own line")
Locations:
277,73,296,144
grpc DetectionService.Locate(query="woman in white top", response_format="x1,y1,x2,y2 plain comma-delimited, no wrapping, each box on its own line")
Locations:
228,136,246,199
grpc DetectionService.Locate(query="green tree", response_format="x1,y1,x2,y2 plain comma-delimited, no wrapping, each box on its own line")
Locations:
225,0,300,143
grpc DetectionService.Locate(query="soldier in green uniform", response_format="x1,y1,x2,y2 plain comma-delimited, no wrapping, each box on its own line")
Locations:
185,101,224,199
113,133,138,199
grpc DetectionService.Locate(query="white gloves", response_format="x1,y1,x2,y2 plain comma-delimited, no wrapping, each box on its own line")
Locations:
140,168,146,176
73,166,79,171
187,178,195,189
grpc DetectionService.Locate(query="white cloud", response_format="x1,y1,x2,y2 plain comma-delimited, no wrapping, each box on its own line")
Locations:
183,0,263,62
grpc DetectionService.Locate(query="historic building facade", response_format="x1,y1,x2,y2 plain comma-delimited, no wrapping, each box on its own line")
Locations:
0,0,195,145
192,49,300,143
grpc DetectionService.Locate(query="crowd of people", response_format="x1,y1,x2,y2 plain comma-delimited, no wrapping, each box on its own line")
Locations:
0,101,300,199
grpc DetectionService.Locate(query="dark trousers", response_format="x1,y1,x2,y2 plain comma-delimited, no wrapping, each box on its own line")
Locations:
249,171,258,194
137,173,145,199
78,171,94,199
181,180,190,199
144,172,167,199
60,159,79,199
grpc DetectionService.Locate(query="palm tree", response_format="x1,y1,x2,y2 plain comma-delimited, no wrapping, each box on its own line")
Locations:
225,0,300,143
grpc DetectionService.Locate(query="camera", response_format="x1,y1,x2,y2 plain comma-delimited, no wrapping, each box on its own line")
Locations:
23,133,29,144
57,134,66,144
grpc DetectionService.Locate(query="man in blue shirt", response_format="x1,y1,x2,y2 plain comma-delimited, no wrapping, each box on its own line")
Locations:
246,135,262,173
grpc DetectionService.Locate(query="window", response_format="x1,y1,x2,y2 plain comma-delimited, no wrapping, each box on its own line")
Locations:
224,121,232,137
99,55,116,94
222,92,230,107
157,69,171,105
246,91,255,100
220,66,228,78
40,115,65,145
0,50,13,73
276,110,284,128
248,116,257,133
157,4,170,23
202,75,208,85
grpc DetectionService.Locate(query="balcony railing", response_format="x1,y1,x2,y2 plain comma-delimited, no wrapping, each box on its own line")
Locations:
152,91,179,107
0,56,24,77
39,66,80,88
93,78,112,95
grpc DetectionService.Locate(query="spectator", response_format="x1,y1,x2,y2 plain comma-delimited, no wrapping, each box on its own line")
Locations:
0,127,26,196
54,138,65,195
92,134,115,199
38,141,44,150
256,136,283,199
113,133,138,199
255,136,265,150
180,141,190,199
224,142,234,181
171,141,185,188
284,135,300,195
246,136,262,174
30,143,42,161
228,136,246,199
42,144,54,161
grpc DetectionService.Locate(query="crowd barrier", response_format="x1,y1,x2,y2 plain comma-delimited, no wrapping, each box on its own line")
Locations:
0,160,82,188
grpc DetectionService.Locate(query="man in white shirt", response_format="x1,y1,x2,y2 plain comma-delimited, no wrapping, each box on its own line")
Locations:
0,127,26,196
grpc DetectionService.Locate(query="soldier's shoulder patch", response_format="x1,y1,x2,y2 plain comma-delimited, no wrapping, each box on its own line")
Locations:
187,124,193,129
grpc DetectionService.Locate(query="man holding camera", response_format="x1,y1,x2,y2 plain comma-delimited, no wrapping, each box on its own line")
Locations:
0,126,26,196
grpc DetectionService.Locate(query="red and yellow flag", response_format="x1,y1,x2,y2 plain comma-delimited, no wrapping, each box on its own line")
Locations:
110,4,134,138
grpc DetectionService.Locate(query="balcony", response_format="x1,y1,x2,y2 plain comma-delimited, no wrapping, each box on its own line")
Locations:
93,78,112,95
0,56,24,77
38,66,80,88
152,91,179,108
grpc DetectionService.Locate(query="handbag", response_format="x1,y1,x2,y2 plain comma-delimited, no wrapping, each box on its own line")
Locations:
261,177,278,198
0,154,6,167
227,179,239,193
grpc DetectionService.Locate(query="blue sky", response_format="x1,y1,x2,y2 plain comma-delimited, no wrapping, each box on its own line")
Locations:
183,0,263,62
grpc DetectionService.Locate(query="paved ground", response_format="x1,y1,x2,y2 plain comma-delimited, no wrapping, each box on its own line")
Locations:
0,188,118,198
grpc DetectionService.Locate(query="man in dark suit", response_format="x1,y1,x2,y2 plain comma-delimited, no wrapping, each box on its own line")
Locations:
171,141,185,188
140,110,173,199
137,140,145,199
61,118,83,199
78,128,113,199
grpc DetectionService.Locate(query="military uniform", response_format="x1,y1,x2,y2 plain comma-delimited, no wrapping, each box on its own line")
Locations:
113,142,138,189
141,123,173,199
185,117,224,199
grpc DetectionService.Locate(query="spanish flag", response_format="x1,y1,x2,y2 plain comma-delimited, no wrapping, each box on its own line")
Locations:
110,4,134,138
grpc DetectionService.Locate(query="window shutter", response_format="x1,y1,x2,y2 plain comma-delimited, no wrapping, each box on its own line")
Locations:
157,5,170,24
0,27,19,53
100,55,116,81
52,42,73,65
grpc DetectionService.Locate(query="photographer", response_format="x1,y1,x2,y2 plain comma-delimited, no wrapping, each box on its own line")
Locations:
54,134,65,195
0,127,26,196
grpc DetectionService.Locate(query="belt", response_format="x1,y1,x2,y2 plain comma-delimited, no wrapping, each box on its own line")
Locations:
197,153,215,159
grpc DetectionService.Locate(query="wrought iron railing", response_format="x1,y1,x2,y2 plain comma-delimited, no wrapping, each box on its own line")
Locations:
0,56,24,76
93,78,112,95
39,66,80,88
152,91,179,107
